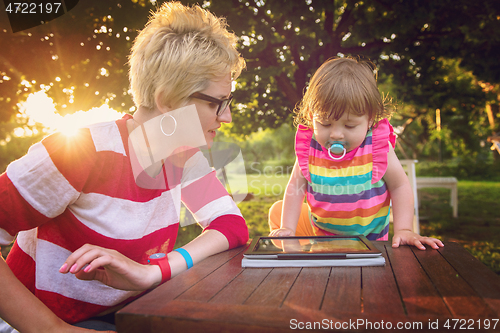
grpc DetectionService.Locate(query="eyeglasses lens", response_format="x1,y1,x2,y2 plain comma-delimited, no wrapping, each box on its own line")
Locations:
217,97,233,116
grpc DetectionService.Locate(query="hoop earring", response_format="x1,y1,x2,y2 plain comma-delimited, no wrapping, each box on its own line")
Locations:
328,144,346,160
160,114,177,136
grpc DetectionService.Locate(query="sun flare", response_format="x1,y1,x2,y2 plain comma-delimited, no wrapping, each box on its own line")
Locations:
19,91,125,136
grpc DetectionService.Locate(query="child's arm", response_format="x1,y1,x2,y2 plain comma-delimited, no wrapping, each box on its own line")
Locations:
269,160,307,237
384,145,444,250
0,257,103,333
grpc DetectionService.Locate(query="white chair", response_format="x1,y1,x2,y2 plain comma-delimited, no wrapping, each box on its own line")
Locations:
398,159,420,234
416,177,458,218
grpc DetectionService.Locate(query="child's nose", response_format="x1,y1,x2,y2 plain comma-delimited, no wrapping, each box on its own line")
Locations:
330,127,344,140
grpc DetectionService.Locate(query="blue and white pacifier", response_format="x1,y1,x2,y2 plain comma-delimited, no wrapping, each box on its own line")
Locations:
328,142,347,160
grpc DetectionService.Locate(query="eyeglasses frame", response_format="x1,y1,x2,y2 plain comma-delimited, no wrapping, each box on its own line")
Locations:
189,92,233,117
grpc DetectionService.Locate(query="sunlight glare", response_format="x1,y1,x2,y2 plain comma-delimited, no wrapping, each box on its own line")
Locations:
20,91,125,137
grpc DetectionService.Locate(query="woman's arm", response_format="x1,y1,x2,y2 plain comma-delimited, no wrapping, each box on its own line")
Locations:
384,145,444,250
62,229,231,290
269,159,307,237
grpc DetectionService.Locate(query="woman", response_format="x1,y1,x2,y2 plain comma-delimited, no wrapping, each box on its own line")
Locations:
0,2,248,332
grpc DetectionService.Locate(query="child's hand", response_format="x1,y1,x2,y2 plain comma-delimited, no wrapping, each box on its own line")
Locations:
392,229,444,250
269,228,295,237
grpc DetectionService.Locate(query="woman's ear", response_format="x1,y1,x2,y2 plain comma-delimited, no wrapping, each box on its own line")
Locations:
155,92,172,113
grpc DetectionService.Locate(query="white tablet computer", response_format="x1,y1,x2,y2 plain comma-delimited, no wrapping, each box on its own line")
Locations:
243,235,382,260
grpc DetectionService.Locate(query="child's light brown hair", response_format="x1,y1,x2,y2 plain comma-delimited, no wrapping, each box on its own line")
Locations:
294,57,392,127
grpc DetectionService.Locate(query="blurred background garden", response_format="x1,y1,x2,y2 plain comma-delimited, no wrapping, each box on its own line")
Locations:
1,0,499,273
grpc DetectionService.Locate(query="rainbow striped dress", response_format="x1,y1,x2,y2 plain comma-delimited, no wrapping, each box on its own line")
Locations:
295,118,396,240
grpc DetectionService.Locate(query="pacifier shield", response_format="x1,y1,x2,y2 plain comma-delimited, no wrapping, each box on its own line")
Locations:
329,143,345,155
327,142,347,160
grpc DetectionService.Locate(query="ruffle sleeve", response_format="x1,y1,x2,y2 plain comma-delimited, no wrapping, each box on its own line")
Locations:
371,118,396,184
295,124,313,182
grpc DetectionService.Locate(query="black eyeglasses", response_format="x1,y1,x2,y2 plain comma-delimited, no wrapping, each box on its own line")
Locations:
190,92,233,116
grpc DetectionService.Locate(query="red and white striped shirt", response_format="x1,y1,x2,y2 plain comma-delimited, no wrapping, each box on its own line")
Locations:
0,115,248,323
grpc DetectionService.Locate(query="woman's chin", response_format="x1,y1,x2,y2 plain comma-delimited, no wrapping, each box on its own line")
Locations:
204,137,213,149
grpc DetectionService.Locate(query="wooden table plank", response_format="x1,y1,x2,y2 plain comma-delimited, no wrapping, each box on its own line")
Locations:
177,247,247,302
283,267,330,310
362,243,406,315
244,267,301,307
210,266,272,305
117,245,245,316
413,245,497,317
115,246,246,332
133,300,450,333
384,245,450,316
146,300,294,333
438,242,500,315
321,267,362,315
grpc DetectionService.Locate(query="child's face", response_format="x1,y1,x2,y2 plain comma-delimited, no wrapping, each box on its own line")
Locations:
312,111,371,153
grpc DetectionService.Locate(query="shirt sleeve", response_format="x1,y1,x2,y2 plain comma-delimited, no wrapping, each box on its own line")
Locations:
371,118,396,184
180,150,248,248
0,129,97,245
295,125,313,182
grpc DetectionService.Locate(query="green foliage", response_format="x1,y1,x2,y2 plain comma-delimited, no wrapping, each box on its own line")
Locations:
0,117,47,173
415,158,500,181
217,122,295,173
207,0,500,138
0,0,154,126
237,196,279,239
1,0,500,165
463,242,500,275
174,223,202,249
391,58,496,160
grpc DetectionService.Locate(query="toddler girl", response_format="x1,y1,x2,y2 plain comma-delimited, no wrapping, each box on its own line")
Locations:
269,57,443,250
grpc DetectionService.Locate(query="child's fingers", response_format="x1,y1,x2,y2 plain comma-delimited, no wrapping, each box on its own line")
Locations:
412,239,426,250
269,228,293,237
420,237,444,249
392,236,401,248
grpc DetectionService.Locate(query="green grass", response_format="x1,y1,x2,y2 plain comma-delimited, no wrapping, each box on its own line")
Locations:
418,181,500,274
419,181,500,241
231,173,290,197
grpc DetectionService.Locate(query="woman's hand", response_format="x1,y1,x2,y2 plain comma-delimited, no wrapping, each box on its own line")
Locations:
392,229,444,250
59,244,161,291
269,227,295,237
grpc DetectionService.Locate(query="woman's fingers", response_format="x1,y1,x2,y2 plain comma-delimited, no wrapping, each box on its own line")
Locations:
59,244,117,274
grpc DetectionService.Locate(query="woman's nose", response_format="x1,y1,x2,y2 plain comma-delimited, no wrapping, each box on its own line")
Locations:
218,106,232,123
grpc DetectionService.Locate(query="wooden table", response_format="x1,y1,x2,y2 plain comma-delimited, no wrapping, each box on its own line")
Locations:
116,242,500,332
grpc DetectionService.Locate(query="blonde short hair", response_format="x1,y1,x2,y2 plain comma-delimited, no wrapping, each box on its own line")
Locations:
129,2,245,110
295,57,391,127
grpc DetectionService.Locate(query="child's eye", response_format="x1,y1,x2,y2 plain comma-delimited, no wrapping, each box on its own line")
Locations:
345,124,357,129
314,118,330,127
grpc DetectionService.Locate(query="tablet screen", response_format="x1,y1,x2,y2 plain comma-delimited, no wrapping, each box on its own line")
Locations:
252,236,374,255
